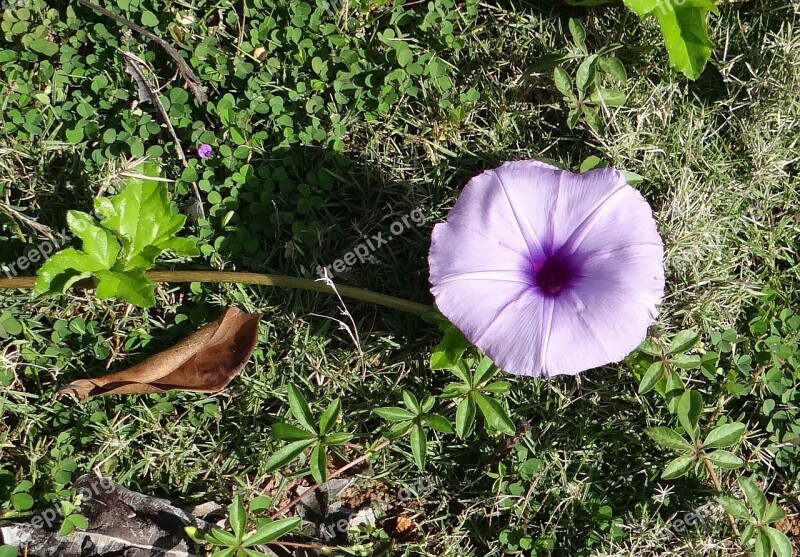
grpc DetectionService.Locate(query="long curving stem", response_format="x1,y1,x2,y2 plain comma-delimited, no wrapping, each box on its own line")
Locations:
0,271,433,316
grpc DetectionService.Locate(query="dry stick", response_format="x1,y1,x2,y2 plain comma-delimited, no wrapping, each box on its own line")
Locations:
74,0,207,104
703,458,741,537
0,272,432,317
270,437,393,519
119,51,206,218
76,0,207,216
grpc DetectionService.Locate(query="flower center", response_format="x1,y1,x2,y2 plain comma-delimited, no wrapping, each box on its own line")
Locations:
533,255,576,296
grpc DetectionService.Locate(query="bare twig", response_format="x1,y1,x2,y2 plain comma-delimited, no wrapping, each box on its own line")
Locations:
74,0,207,104
269,438,393,519
119,51,205,217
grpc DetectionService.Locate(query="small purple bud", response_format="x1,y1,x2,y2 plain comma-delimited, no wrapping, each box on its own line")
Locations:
197,144,213,159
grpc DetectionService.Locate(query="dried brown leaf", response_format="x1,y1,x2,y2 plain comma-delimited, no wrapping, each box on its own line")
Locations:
59,307,261,400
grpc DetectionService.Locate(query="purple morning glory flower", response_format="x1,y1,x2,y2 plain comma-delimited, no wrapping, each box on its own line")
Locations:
429,160,665,377
197,144,213,159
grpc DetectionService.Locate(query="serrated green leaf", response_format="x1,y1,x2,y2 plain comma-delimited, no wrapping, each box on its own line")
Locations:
95,269,155,307
66,211,120,268
94,164,187,270
645,427,692,450
33,249,105,296
702,422,745,449
430,324,471,370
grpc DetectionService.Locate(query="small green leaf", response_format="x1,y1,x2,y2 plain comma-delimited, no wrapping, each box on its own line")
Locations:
588,88,626,106
473,355,497,385
764,527,792,557
0,546,19,557
229,495,246,540
645,427,692,450
264,439,315,472
455,396,476,439
318,398,341,435
702,422,745,449
66,210,120,268
424,414,453,434
159,237,200,257
473,392,515,435
763,502,786,524
575,54,598,96
677,389,703,438
755,528,771,557
309,442,327,484
639,361,665,394
270,423,317,441
374,407,415,421
717,496,750,521
568,19,587,52
95,269,156,307
33,249,105,296
28,38,59,56
739,477,767,522
411,424,427,470
554,66,573,97
661,454,694,479
403,391,422,414
705,449,743,469
667,330,699,354
598,56,627,82
322,432,352,446
287,385,316,433
242,517,301,546
430,323,471,370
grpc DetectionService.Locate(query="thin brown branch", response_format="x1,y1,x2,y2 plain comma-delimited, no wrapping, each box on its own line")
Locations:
74,0,207,104
269,438,392,519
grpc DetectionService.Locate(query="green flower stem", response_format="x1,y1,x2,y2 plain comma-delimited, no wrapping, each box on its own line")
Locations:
0,271,432,316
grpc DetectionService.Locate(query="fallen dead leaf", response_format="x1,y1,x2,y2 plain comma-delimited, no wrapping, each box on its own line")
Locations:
58,307,261,400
